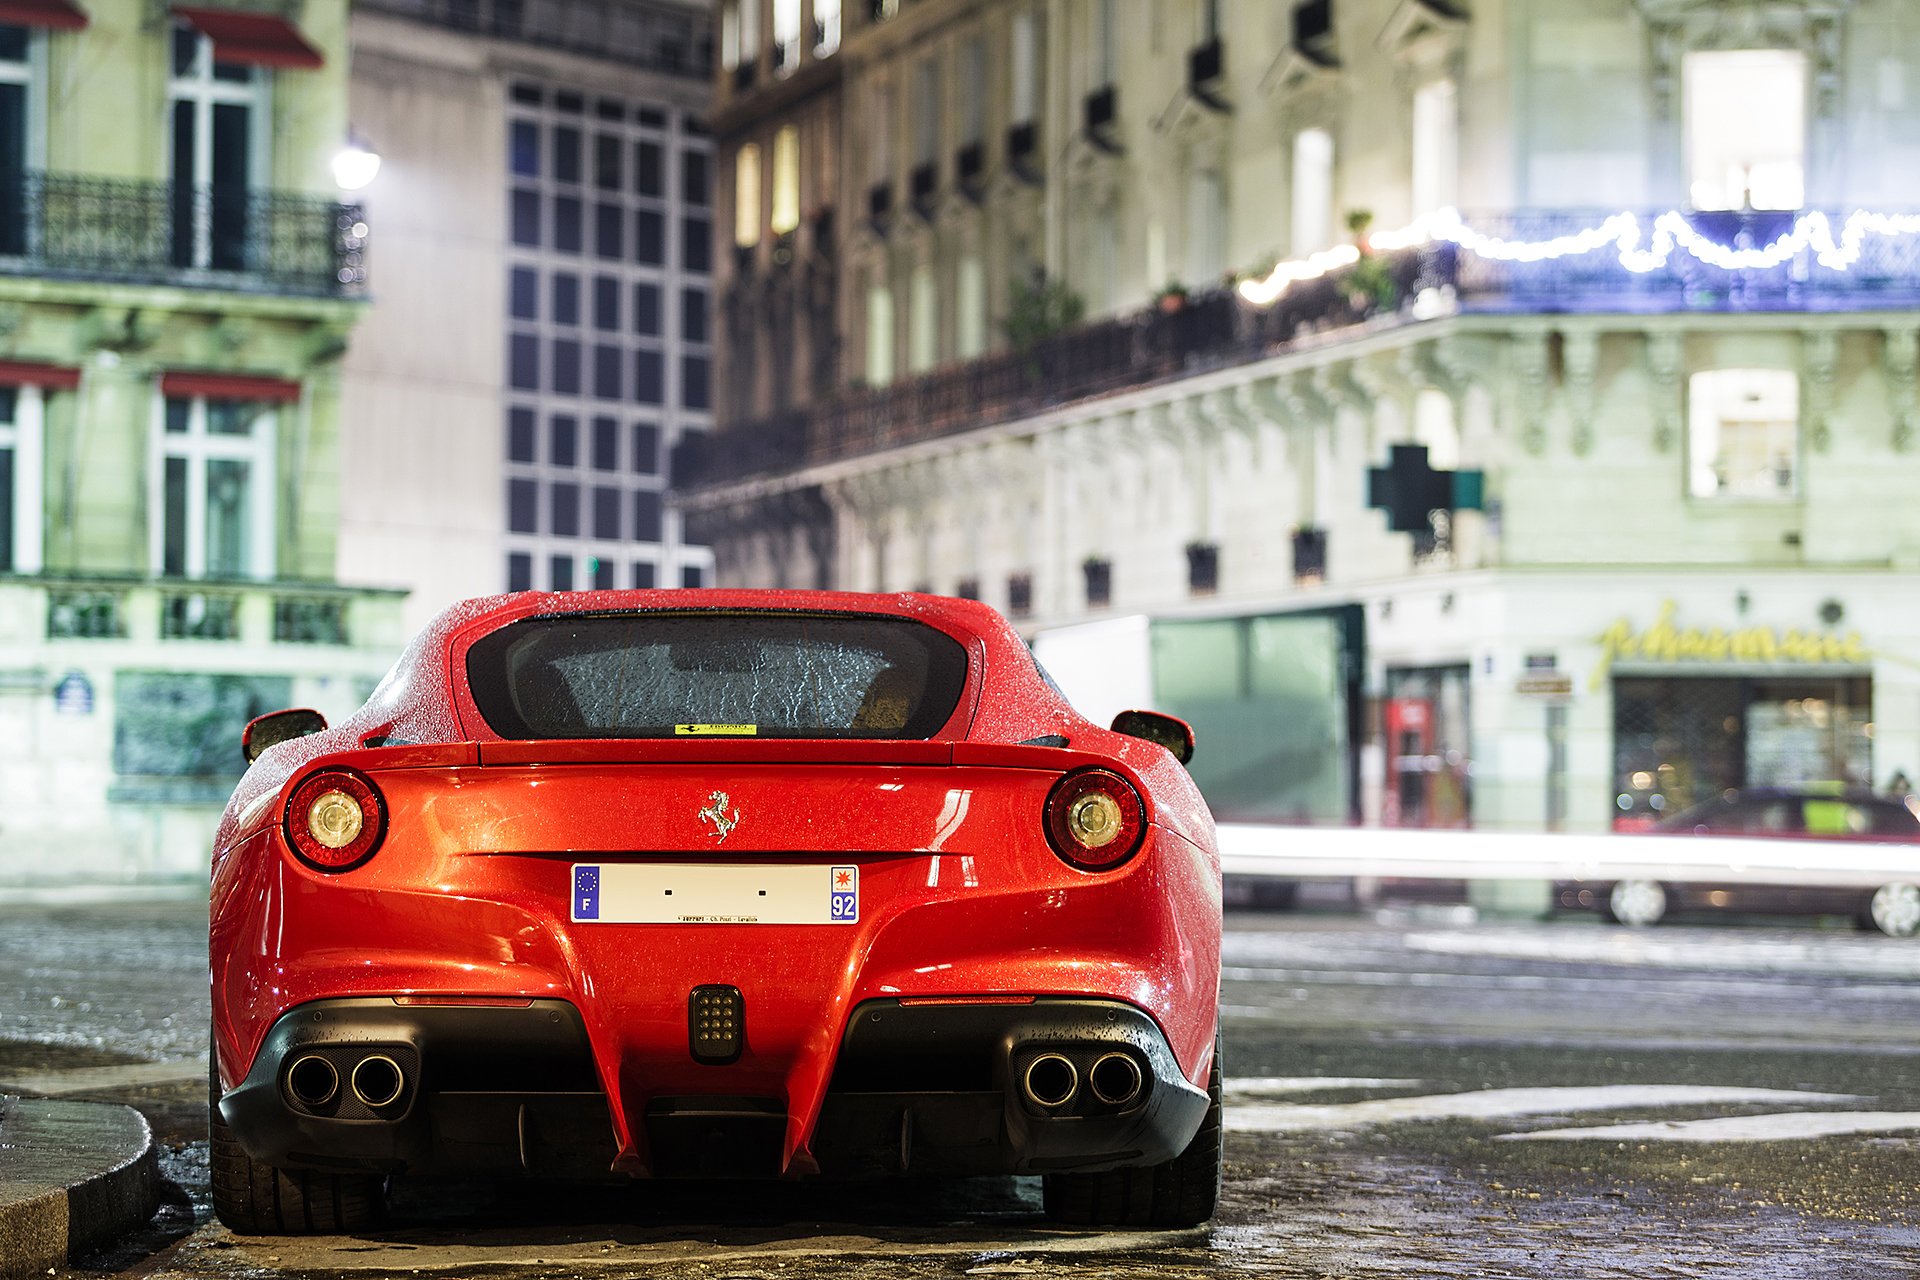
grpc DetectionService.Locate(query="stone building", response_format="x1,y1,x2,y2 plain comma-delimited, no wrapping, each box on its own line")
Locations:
684,0,1920,851
339,0,717,631
0,0,402,882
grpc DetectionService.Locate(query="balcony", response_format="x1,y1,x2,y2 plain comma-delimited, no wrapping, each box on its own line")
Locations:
25,575,406,649
680,207,1920,489
0,173,367,299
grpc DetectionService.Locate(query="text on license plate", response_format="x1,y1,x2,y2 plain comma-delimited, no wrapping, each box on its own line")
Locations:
571,863,859,924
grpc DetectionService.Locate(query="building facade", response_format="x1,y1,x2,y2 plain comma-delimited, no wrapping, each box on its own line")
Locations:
340,0,716,634
684,0,1920,855
0,0,407,883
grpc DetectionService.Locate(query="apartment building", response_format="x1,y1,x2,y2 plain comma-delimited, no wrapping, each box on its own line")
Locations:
0,0,403,882
684,0,1920,859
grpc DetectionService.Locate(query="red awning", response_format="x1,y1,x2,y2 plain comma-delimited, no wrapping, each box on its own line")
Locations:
160,371,302,403
0,0,89,31
0,360,81,390
171,6,322,69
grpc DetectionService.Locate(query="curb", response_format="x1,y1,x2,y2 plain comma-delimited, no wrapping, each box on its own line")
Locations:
0,1096,160,1280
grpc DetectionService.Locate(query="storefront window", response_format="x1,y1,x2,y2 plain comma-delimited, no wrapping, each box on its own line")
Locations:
1611,675,1872,829
1383,665,1471,828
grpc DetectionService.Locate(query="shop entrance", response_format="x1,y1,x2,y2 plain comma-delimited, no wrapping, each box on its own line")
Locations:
1611,674,1873,829
1383,665,1472,828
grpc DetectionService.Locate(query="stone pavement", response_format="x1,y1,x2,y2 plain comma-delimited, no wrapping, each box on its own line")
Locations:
0,1095,159,1280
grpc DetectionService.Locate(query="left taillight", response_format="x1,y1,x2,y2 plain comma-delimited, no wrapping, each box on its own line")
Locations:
284,769,386,872
1043,767,1147,872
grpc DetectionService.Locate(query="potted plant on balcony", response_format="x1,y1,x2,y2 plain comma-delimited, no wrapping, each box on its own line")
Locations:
1003,268,1086,381
1154,280,1189,314
1342,209,1398,316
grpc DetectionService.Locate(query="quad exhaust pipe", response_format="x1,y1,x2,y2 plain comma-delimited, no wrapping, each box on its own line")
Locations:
1021,1053,1078,1108
285,1054,339,1110
1019,1050,1146,1111
350,1054,407,1109
1088,1052,1144,1107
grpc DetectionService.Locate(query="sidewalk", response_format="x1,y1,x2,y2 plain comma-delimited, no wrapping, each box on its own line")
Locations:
0,1095,160,1280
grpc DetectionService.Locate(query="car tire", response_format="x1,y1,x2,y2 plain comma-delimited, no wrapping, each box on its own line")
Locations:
1041,1032,1222,1229
209,1054,388,1235
1868,882,1920,938
1604,879,1668,928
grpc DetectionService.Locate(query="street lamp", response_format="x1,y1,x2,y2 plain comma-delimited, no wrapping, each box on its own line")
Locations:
332,133,382,192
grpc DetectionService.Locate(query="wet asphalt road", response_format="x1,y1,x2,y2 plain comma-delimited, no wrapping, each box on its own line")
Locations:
2,896,1918,1277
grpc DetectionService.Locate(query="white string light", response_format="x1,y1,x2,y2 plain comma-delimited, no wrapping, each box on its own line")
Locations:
1236,207,1920,307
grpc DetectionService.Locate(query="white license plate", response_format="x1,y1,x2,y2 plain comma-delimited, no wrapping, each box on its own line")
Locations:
570,863,859,924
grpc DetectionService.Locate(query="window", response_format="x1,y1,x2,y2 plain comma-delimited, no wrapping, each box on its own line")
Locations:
684,355,711,410
509,478,538,533
1090,0,1114,89
635,209,664,263
633,561,657,588
168,24,268,272
866,279,895,385
959,35,985,147
912,58,939,167
633,422,660,473
511,189,540,244
510,267,538,318
1685,50,1806,211
508,551,533,592
636,140,664,196
771,126,800,235
1186,167,1225,282
550,414,577,466
508,407,536,462
634,282,662,334
634,489,663,541
553,125,582,183
592,416,618,470
1688,369,1799,499
868,82,893,186
683,216,711,271
1292,127,1334,254
721,0,740,70
814,0,841,55
0,383,43,574
908,265,937,373
592,275,619,329
510,334,539,389
510,120,539,176
956,253,986,359
635,349,664,403
683,150,710,205
1411,78,1457,216
594,133,621,189
593,485,621,539
552,273,580,325
155,396,275,579
551,481,580,536
552,338,581,394
680,565,706,588
682,289,709,343
554,194,583,251
738,0,760,70
550,554,574,591
1011,11,1037,125
738,139,765,247
773,0,802,74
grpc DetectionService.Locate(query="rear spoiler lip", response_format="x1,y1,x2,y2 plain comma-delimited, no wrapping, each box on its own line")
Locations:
455,738,1128,774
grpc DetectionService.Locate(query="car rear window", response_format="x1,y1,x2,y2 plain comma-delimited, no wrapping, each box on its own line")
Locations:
465,611,970,739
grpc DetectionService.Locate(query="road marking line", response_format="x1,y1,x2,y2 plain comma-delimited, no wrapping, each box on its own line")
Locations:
1228,1077,1424,1099
0,1056,207,1097
1498,1111,1920,1143
1228,1085,1861,1134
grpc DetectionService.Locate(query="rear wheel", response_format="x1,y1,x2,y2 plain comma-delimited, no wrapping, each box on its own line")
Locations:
1041,1033,1222,1229
209,1053,387,1234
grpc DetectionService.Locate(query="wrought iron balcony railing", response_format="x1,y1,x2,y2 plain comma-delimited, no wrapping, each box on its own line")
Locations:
358,0,711,77
0,172,367,298
680,207,1920,490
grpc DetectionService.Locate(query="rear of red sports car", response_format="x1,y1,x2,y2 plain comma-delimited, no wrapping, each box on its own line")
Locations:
209,590,1222,1233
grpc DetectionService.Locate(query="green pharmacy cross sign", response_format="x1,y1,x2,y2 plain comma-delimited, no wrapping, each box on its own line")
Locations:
1367,444,1485,534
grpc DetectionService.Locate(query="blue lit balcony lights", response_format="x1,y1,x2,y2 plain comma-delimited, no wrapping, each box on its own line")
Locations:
1236,207,1920,307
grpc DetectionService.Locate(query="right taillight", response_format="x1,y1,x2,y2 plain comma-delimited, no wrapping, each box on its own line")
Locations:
1043,767,1146,871
284,769,386,872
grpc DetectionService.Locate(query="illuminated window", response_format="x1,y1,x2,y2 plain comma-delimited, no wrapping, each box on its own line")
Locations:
909,263,937,373
814,0,841,56
1090,0,1114,89
865,278,895,385
720,0,739,70
772,0,801,74
956,253,985,358
771,126,799,234
1688,369,1799,499
0,383,43,574
1011,10,1037,126
734,142,760,247
1291,127,1333,254
1411,78,1457,216
1684,50,1805,211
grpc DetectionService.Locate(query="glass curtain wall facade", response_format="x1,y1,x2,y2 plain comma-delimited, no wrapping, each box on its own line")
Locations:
504,81,714,593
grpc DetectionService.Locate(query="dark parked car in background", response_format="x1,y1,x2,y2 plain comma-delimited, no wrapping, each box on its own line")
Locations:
1556,788,1920,937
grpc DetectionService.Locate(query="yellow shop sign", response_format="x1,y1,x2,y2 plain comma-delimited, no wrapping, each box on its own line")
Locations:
1591,600,1868,688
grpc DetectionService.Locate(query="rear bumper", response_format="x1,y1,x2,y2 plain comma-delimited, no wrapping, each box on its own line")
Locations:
220,996,1210,1179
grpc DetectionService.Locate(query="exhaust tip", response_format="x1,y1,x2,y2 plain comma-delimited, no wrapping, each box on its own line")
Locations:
350,1054,406,1109
1022,1053,1078,1109
1088,1052,1144,1107
284,1054,340,1111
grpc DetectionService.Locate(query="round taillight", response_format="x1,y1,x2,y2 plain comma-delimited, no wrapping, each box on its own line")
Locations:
1043,768,1146,871
285,769,386,872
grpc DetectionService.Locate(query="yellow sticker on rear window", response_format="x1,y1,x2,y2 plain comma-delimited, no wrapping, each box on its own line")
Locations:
675,723,759,736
